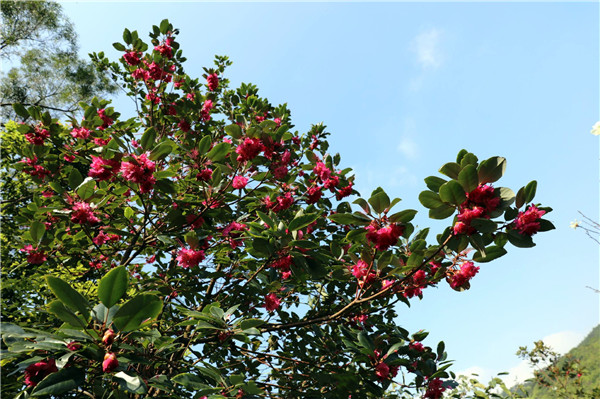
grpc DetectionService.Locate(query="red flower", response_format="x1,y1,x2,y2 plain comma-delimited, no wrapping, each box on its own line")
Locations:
305,185,323,204
120,153,156,193
375,361,390,380
264,293,281,312
207,73,219,91
102,329,116,346
515,205,546,236
176,247,206,268
97,109,114,130
102,352,119,373
424,378,447,399
200,100,213,122
232,176,248,189
89,156,120,181
448,261,480,289
25,125,50,145
123,51,141,65
24,358,58,387
236,138,264,162
366,222,403,251
67,341,82,351
70,126,90,139
71,202,100,225
21,245,46,264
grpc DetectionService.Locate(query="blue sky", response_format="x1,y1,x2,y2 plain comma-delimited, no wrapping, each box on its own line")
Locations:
63,1,599,386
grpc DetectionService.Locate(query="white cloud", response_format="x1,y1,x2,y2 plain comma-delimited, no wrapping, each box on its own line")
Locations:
397,137,418,159
412,28,443,69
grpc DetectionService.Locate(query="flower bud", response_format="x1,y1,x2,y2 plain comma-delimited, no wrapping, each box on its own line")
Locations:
102,352,118,373
102,329,115,346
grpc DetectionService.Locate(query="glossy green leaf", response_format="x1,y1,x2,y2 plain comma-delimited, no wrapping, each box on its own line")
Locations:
424,176,447,192
75,178,95,200
368,189,390,214
458,164,479,193
329,213,370,226
389,209,417,223
206,142,230,162
288,213,320,231
114,371,147,394
470,218,497,234
225,124,242,139
30,221,46,244
112,42,126,51
45,276,90,316
439,162,461,179
13,103,29,119
240,319,265,330
419,191,444,209
516,180,537,208
112,294,163,332
149,142,172,161
198,135,212,155
478,156,506,184
68,168,83,189
473,246,507,262
31,367,85,396
140,127,156,150
428,204,456,220
438,180,466,205
47,301,87,328
98,266,129,308
507,230,535,248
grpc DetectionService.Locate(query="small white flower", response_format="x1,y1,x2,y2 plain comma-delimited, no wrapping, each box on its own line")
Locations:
570,220,580,229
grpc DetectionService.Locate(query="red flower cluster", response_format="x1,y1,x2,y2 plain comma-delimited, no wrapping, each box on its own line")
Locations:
123,51,141,66
21,156,50,179
375,361,399,381
351,260,376,288
515,205,546,236
453,184,500,235
366,222,403,251
21,245,46,265
200,99,213,122
97,109,114,130
232,175,248,189
424,377,447,399
270,255,293,280
176,247,206,268
71,202,100,225
264,293,281,312
25,124,50,146
207,73,219,91
448,261,479,289
70,126,90,139
236,137,264,162
89,156,120,181
24,358,58,387
120,153,156,193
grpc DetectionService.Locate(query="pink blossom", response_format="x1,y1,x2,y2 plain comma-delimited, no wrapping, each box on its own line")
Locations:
120,153,156,193
21,245,46,264
515,205,546,236
67,341,82,351
93,231,109,246
132,68,150,81
305,185,323,204
71,202,100,225
97,109,114,130
24,359,58,387
178,119,191,132
154,43,173,58
200,100,213,122
70,126,90,139
89,156,120,181
123,51,141,65
336,182,354,200
272,165,288,180
448,261,480,289
186,214,205,229
232,176,248,189
313,161,331,181
410,342,424,352
176,247,206,268
273,192,294,212
196,168,213,181
366,222,404,251
375,361,390,380
94,137,111,146
207,73,219,91
264,293,281,312
25,125,50,145
468,184,500,213
274,117,282,126
424,378,447,399
236,138,264,162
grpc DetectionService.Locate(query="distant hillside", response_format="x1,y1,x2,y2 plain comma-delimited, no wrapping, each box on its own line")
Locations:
518,324,600,398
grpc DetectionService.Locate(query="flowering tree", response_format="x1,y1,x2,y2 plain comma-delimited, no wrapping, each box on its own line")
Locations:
1,20,554,398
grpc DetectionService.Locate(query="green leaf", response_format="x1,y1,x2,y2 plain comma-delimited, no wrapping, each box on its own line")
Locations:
419,191,444,209
112,294,163,332
389,209,417,223
45,276,90,316
98,266,129,308
76,178,95,200
424,176,447,192
149,142,172,161
428,204,456,220
516,180,537,208
329,213,370,226
13,103,29,119
368,189,390,214
114,371,147,394
439,162,461,179
68,168,83,189
159,19,170,34
47,300,87,328
140,127,157,150
112,42,126,51
240,319,265,330
172,373,217,390
206,142,231,162
458,164,479,193
357,331,375,352
507,230,535,248
438,180,466,205
470,218,497,234
288,213,320,231
225,124,242,139
30,221,46,244
473,246,507,262
478,156,506,184
156,179,177,193
353,198,371,214
124,207,134,219
198,135,212,155
123,28,132,44
31,367,85,396
91,303,119,325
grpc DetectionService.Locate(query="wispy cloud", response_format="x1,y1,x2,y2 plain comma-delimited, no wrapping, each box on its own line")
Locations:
412,28,443,69
396,118,419,160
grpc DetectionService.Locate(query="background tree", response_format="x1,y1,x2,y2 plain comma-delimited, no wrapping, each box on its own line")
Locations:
0,0,117,120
